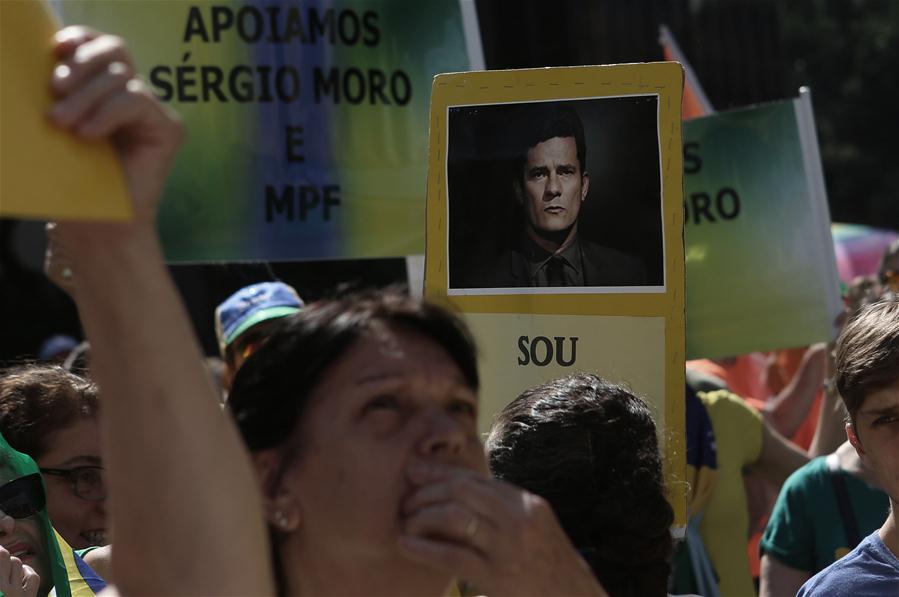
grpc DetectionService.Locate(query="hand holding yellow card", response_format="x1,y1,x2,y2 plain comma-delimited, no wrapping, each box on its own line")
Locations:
0,0,131,221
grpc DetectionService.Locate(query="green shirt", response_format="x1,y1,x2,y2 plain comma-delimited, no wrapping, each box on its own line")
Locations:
761,456,890,574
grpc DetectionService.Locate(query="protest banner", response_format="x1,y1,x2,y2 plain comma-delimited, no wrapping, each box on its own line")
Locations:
684,89,843,360
0,0,131,221
54,0,480,261
424,63,687,525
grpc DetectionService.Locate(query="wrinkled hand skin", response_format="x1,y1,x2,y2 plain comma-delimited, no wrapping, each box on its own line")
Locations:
0,546,40,597
400,459,609,597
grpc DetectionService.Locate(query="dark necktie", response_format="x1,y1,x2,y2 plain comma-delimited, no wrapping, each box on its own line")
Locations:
545,255,565,286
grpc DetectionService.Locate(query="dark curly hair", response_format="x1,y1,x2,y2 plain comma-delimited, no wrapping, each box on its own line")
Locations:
0,364,99,460
486,373,673,597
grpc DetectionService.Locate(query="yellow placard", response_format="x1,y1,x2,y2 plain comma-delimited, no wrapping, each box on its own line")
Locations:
467,312,667,432
0,0,131,221
424,63,686,526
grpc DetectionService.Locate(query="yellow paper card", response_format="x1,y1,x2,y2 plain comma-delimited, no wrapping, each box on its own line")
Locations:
0,0,131,221
424,63,686,526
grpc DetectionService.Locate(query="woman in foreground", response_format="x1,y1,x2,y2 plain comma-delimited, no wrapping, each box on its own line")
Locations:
47,26,605,596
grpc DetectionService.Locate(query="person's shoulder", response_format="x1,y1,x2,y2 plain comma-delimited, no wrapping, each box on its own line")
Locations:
799,531,899,596
580,240,644,270
765,458,829,530
783,455,830,490
83,544,113,582
459,248,525,289
579,240,647,285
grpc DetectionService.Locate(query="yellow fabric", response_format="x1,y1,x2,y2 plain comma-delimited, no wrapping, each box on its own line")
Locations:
53,530,101,596
686,462,717,515
698,390,763,597
0,1,131,220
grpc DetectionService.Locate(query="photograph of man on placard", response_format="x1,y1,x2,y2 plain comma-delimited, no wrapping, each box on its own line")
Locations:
447,98,664,293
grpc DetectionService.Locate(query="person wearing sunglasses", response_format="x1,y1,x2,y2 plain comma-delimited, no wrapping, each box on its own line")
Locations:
0,432,83,597
0,366,106,550
0,472,47,597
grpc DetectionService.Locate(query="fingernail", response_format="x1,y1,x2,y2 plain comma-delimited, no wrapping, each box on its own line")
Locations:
53,30,76,44
54,64,71,80
108,61,127,77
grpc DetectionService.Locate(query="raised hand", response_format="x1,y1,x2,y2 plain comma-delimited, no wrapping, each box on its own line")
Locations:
48,26,183,230
400,459,607,597
0,546,39,597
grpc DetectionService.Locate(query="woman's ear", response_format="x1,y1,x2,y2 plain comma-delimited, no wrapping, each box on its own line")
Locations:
252,450,301,533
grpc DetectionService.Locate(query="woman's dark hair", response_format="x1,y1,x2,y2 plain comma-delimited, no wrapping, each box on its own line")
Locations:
227,288,479,595
228,288,478,452
0,365,99,460
486,373,673,597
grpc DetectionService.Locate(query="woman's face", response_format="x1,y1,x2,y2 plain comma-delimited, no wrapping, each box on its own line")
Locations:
277,324,486,594
37,417,107,549
0,471,50,594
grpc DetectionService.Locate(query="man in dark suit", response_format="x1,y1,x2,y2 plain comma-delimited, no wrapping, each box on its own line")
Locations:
471,105,646,288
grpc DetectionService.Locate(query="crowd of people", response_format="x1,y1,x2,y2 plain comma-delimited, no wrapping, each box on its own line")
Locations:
1,24,898,597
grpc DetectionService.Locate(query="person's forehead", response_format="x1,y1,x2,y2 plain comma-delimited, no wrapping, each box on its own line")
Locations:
527,136,577,159
327,326,467,389
859,381,899,414
43,418,101,454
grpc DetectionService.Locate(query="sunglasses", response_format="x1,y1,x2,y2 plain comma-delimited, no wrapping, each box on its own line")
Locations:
0,474,46,519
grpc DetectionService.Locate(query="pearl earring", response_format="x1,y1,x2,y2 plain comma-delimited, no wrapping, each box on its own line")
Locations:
274,510,290,530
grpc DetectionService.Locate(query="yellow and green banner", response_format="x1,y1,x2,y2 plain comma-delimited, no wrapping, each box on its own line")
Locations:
683,91,842,359
55,0,478,261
